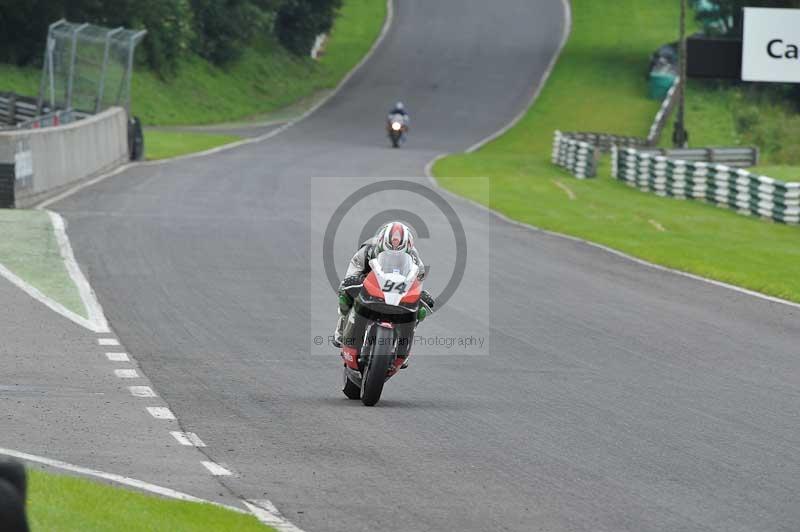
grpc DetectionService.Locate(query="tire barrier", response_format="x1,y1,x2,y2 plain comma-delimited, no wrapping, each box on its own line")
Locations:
552,78,680,179
551,131,598,179
612,146,800,224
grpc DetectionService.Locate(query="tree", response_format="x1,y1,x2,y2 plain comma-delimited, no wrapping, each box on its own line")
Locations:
694,0,800,36
274,0,342,56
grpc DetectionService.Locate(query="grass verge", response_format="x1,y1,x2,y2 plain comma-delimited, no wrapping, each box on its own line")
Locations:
433,0,800,303
27,469,271,531
0,210,85,318
144,130,242,161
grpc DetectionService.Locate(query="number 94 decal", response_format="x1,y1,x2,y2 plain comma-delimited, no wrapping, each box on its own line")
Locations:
382,280,408,293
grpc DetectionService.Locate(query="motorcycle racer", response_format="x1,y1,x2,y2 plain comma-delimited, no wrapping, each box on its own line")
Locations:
333,222,434,357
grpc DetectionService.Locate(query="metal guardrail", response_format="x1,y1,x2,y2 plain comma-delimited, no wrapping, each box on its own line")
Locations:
636,147,759,168
558,132,650,153
647,78,679,145
0,93,42,126
16,110,85,129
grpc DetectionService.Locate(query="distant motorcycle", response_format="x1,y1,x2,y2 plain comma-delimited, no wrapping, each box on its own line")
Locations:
340,250,423,406
387,113,408,148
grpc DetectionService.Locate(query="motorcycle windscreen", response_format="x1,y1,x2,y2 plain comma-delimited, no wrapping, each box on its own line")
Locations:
376,250,414,277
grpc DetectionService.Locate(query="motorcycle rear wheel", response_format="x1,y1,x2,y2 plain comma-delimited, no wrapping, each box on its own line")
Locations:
361,328,394,406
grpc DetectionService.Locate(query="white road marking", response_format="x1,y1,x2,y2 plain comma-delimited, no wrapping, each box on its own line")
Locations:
202,461,232,476
170,431,206,447
0,447,247,513
129,386,156,398
114,369,138,379
105,352,129,362
553,180,577,200
47,211,110,333
243,499,307,532
146,407,176,420
98,338,120,346
0,263,101,332
648,219,666,232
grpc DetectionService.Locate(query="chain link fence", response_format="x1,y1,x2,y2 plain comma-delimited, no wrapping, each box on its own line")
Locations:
37,20,146,115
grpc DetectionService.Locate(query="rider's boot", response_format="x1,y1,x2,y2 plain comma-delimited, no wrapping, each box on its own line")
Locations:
332,311,345,348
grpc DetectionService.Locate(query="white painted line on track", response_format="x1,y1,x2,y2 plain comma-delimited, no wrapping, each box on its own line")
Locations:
0,262,101,332
98,338,120,346
146,407,176,420
129,386,157,398
47,211,110,333
202,461,232,476
0,447,247,514
105,352,129,362
243,499,307,532
114,369,139,379
170,432,206,447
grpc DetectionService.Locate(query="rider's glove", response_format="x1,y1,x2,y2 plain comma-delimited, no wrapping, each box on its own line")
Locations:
339,275,365,313
417,290,435,322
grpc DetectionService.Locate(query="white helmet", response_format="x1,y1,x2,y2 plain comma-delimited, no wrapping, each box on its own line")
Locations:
394,101,405,111
376,222,413,253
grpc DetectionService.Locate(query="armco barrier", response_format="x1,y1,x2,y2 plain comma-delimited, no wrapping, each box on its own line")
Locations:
612,146,800,224
0,107,128,207
637,146,759,168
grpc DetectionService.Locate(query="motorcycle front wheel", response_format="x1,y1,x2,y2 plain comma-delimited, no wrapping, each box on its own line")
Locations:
361,327,394,406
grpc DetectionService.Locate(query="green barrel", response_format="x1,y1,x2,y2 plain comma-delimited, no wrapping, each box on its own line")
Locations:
648,71,676,100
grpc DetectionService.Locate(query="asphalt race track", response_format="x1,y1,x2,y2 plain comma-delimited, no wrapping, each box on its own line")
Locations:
51,1,800,531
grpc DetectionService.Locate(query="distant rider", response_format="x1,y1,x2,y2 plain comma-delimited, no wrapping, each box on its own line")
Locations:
388,101,409,126
333,222,434,367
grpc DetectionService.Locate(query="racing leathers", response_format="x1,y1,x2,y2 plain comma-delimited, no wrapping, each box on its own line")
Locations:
333,237,434,361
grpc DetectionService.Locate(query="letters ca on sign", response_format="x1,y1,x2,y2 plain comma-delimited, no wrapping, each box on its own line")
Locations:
767,39,800,60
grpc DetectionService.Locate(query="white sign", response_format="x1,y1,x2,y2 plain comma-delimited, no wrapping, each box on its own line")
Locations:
14,150,33,181
742,7,800,83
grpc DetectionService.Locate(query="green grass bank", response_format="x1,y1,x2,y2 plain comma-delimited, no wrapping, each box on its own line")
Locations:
433,0,800,303
0,0,386,158
27,469,272,531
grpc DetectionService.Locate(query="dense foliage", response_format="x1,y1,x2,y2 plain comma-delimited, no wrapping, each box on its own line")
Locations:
275,0,342,55
692,0,800,36
0,0,341,74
